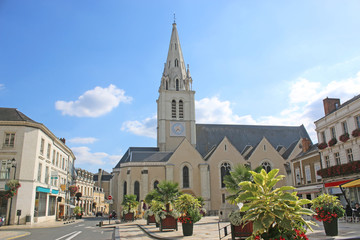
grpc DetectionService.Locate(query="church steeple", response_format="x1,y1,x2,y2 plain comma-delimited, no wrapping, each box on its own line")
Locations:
160,23,191,91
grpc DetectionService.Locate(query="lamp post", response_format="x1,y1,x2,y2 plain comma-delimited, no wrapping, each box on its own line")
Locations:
7,158,16,225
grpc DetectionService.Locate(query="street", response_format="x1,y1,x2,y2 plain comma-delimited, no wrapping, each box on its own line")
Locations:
16,217,113,240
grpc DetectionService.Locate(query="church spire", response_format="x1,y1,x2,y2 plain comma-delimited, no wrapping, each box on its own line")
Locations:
161,22,189,91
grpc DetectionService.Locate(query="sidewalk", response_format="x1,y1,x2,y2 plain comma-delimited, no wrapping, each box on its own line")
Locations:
0,219,82,240
113,216,360,240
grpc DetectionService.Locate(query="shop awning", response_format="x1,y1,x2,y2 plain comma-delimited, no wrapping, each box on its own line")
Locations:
51,189,59,194
324,179,353,188
340,178,360,188
36,186,50,193
295,184,323,193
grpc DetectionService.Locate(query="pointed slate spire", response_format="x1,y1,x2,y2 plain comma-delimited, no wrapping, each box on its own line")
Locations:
162,22,188,91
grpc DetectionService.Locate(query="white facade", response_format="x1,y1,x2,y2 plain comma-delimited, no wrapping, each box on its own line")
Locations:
0,110,75,225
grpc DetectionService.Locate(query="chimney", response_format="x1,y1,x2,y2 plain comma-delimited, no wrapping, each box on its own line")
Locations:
302,138,311,153
323,97,340,115
60,138,66,144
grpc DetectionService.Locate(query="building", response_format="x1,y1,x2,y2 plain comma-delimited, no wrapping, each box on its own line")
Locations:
291,139,323,202
74,168,94,215
93,186,109,215
93,168,112,200
111,22,312,220
315,96,360,206
0,108,76,224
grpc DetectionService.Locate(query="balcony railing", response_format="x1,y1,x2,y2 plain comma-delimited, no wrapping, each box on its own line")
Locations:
0,171,10,180
317,160,360,178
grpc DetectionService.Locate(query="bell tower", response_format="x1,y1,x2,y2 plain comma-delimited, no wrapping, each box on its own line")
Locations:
157,22,196,152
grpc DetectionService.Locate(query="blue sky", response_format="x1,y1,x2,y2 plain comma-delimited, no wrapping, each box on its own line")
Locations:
1,1,360,173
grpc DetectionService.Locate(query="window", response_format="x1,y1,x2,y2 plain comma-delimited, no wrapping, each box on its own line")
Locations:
45,166,49,184
134,181,140,201
62,158,65,170
0,160,11,180
262,161,272,173
263,145,266,151
4,133,15,147
52,150,55,165
172,100,176,118
176,79,179,91
123,181,127,196
179,100,184,119
37,163,42,182
166,81,168,90
330,127,336,139
305,165,311,183
34,192,47,217
175,43,177,50
334,152,341,165
175,58,179,67
342,121,348,134
224,144,227,151
220,162,231,188
295,168,301,185
314,162,322,182
183,166,189,188
47,144,51,159
321,132,326,143
154,180,159,190
222,194,226,203
355,115,360,128
48,196,56,216
56,152,59,167
346,148,354,162
40,138,45,155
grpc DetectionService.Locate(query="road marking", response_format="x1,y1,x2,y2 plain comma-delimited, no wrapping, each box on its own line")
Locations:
55,231,82,240
74,224,85,227
6,232,30,240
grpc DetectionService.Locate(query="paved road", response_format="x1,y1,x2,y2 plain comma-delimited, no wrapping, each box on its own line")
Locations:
16,217,113,240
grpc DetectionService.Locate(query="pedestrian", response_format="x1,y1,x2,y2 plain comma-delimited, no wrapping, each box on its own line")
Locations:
354,203,360,217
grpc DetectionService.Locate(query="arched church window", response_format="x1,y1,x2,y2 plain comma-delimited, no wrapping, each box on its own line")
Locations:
134,181,140,201
175,59,179,67
172,100,176,118
123,181,127,196
176,79,179,91
262,161,272,173
179,100,184,119
154,180,159,190
183,166,189,188
220,162,231,188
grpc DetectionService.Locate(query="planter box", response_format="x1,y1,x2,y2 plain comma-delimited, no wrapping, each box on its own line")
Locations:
160,215,178,231
231,222,253,240
123,212,134,222
147,215,156,225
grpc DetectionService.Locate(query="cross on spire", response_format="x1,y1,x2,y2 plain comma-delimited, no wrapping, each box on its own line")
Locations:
173,13,176,24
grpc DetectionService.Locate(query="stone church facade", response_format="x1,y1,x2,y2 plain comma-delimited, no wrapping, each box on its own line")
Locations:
111,22,311,218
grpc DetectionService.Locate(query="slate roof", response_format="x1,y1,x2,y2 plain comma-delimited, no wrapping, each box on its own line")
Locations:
292,143,319,161
196,124,310,158
93,169,113,181
115,147,173,168
0,107,38,123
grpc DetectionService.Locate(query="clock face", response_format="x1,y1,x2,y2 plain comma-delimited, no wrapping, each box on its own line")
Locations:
170,122,185,136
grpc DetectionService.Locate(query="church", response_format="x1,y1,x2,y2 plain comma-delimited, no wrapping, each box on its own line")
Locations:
111,22,311,218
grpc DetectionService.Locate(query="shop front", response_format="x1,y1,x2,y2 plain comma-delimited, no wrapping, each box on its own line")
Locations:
33,186,59,223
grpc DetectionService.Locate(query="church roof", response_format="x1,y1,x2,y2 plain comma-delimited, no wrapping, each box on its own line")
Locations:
115,147,172,168
0,107,38,123
195,124,310,158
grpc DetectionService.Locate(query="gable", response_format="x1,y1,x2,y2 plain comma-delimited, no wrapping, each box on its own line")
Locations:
167,138,204,165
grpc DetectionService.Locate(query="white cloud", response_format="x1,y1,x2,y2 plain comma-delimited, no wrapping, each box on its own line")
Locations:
121,115,157,139
55,84,132,117
68,137,98,144
0,84,4,90
119,71,360,143
71,146,122,171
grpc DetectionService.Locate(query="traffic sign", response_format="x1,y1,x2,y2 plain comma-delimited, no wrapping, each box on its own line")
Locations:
108,195,112,200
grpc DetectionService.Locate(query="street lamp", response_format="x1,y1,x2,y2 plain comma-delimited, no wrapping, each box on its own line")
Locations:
7,158,16,225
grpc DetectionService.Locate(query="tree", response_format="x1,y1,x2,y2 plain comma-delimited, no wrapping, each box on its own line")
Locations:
155,180,181,212
223,164,262,204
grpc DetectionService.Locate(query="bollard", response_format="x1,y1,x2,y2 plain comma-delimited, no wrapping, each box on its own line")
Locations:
99,221,103,227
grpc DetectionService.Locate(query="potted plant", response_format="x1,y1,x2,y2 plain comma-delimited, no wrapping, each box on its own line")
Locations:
352,128,360,137
236,169,315,240
318,142,328,150
328,138,337,147
339,133,350,142
144,190,159,225
175,194,202,236
73,206,83,219
311,194,345,236
0,180,21,200
68,185,78,197
228,210,253,240
155,180,181,231
121,194,139,221
150,200,165,227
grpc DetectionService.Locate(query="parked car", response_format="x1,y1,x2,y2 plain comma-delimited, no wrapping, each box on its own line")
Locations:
96,212,103,217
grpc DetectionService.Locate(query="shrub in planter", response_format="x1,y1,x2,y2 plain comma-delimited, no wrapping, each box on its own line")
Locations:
121,194,139,221
318,142,328,150
175,194,202,236
339,133,350,142
352,128,360,137
229,210,253,239
236,169,315,240
328,138,337,147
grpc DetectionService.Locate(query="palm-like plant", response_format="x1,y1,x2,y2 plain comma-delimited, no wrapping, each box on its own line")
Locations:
122,194,139,213
156,180,181,212
145,189,160,204
224,164,262,204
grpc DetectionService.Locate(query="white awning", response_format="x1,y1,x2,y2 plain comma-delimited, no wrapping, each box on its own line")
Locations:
63,203,76,208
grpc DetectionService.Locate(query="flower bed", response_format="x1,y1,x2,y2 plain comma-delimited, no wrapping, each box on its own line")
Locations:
317,160,360,178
